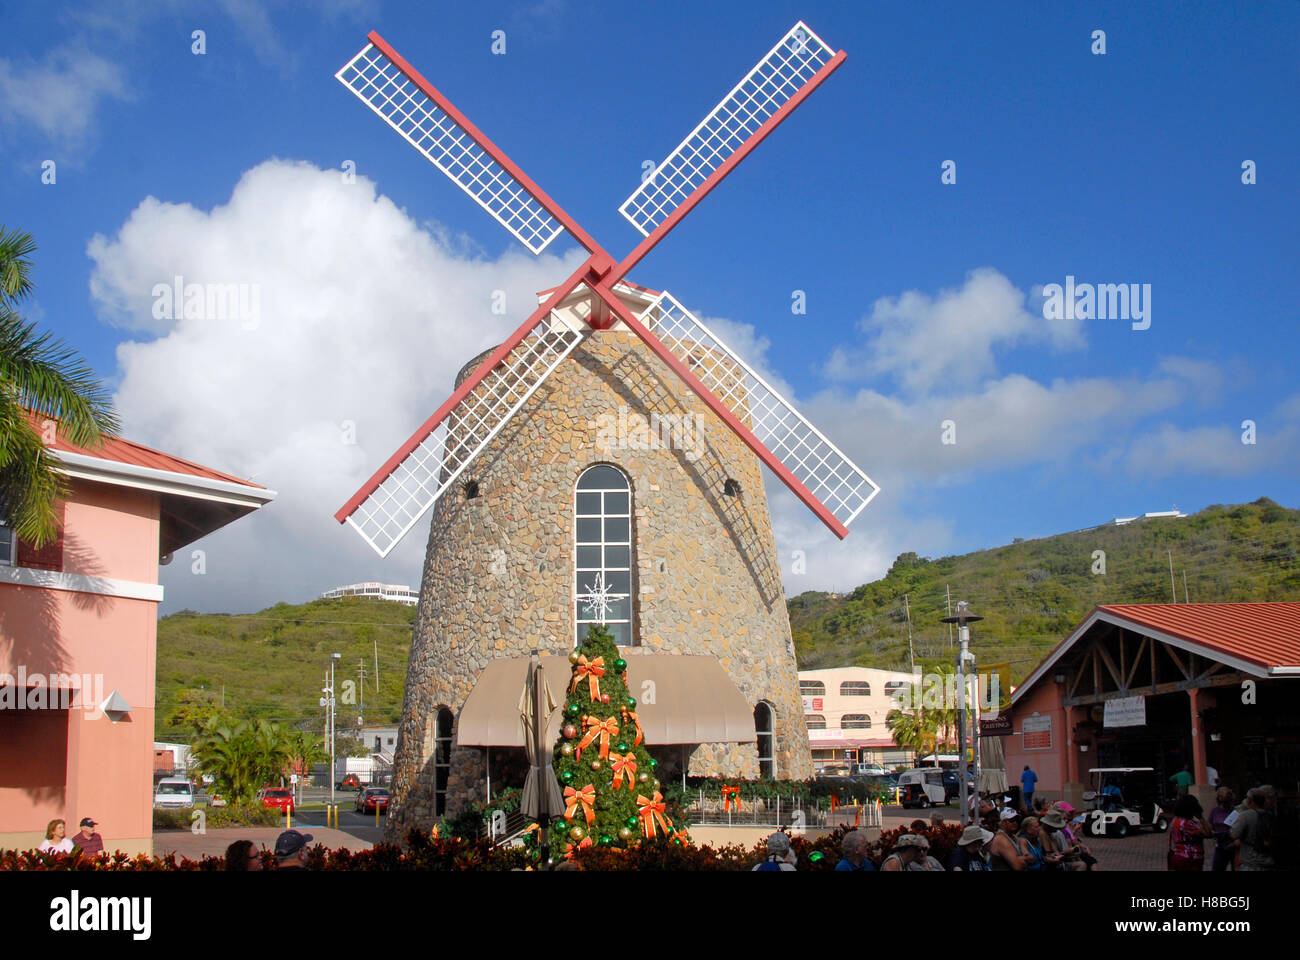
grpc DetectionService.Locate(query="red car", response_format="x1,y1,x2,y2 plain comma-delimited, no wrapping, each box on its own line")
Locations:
355,787,389,814
260,788,295,813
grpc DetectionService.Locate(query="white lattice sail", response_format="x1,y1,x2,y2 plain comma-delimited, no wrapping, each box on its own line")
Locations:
344,312,587,556
337,42,565,254
639,292,879,529
618,21,836,236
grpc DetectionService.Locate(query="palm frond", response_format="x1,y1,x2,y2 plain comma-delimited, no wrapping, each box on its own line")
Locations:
0,226,37,306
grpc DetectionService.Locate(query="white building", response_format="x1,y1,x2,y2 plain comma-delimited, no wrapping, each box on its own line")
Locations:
321,582,419,605
797,666,915,771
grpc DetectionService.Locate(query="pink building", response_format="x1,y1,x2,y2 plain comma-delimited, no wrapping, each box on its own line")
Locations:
1003,603,1300,814
0,424,273,855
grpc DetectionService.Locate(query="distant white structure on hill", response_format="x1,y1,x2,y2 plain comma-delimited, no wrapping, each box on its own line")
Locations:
1114,510,1187,526
322,582,419,605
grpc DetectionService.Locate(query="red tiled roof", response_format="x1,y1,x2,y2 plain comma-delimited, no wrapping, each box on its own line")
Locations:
1097,602,1300,672
37,416,262,489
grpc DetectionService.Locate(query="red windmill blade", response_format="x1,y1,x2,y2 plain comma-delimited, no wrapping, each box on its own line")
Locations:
332,21,878,557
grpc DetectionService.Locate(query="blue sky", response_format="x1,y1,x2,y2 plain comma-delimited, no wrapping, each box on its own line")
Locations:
2,0,1297,613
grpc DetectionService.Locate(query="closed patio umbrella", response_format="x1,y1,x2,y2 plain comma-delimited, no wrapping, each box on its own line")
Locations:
519,650,564,861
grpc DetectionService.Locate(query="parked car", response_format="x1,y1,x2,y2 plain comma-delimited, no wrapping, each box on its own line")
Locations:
260,787,295,814
355,787,390,814
941,769,976,801
154,777,195,808
1082,767,1168,838
850,762,887,777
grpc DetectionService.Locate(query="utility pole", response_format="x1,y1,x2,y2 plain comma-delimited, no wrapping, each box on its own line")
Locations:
943,601,982,825
358,657,367,709
320,653,342,805
1183,570,1189,604
1168,550,1177,602
374,637,380,692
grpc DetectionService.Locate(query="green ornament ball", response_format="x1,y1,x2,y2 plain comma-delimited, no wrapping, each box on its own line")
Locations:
599,834,612,846
554,818,568,832
626,697,637,708
561,770,573,783
566,704,580,717
649,758,658,769
808,851,824,863
614,658,627,671
616,741,630,754
672,837,681,845
626,816,639,829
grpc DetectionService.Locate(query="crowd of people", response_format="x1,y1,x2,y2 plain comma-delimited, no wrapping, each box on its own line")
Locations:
754,781,1281,872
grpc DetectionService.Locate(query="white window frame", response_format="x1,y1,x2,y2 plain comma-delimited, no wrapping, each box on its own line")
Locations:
0,520,12,567
573,465,634,647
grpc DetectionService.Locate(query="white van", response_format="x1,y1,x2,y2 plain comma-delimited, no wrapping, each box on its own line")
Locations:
154,777,195,808
897,768,947,808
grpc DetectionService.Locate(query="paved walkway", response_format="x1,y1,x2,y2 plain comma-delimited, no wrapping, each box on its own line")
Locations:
155,826,373,861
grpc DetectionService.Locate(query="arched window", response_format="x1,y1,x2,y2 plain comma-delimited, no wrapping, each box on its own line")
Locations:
799,680,825,697
840,714,872,729
805,714,827,730
754,701,776,779
434,707,453,816
840,681,871,696
574,465,634,647
884,681,907,696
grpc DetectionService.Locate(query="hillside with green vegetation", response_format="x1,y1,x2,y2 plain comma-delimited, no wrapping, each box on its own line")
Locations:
156,499,1299,737
155,597,414,742
791,498,1300,681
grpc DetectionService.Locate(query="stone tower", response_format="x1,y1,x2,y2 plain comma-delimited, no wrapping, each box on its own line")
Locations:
385,287,813,838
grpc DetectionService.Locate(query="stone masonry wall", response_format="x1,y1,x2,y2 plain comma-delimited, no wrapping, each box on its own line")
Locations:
385,329,812,840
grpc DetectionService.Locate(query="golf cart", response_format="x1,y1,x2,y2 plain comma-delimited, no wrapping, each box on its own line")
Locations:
898,768,949,808
1082,767,1169,838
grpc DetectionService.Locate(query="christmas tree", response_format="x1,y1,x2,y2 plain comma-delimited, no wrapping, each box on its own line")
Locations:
551,623,677,856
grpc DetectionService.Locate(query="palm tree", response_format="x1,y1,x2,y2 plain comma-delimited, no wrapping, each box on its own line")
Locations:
0,226,118,546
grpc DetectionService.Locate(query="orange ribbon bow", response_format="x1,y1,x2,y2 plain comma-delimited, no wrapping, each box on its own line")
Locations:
576,715,619,761
637,791,671,839
721,785,741,811
610,751,638,790
564,835,593,859
570,655,606,701
563,784,597,825
620,706,644,746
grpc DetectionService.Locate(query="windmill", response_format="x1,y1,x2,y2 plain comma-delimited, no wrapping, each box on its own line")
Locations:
332,20,880,559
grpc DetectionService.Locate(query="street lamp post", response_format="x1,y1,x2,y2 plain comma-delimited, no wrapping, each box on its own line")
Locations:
320,652,342,807
942,601,982,824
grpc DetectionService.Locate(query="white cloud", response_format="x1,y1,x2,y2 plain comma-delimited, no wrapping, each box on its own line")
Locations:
826,267,1085,395
0,43,129,150
89,159,584,611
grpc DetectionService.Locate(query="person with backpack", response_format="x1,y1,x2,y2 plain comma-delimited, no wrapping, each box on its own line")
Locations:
752,832,797,871
1230,788,1275,871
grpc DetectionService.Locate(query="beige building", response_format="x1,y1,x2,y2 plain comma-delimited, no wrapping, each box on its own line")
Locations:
798,666,913,770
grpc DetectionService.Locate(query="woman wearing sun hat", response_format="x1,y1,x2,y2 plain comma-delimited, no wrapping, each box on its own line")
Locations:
948,824,995,871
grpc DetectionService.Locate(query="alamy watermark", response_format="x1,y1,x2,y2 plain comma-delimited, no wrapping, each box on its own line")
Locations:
594,406,705,462
0,668,106,716
152,275,261,329
889,669,1004,716
1041,275,1150,330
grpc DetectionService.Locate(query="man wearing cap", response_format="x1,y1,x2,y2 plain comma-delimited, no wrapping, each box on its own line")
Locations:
74,818,104,858
752,832,797,871
273,829,314,871
948,825,995,871
990,807,1031,870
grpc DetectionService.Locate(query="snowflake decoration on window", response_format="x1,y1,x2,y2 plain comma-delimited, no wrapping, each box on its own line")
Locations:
577,571,627,624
